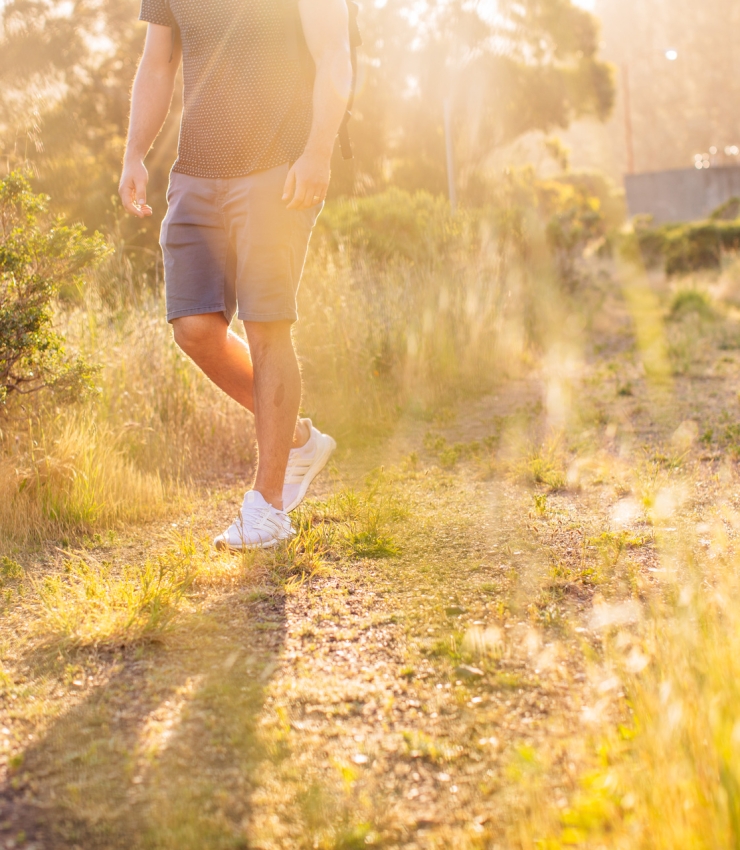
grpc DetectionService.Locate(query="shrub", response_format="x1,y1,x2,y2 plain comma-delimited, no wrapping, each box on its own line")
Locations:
498,167,610,285
636,218,740,276
664,223,723,276
316,188,463,266
710,196,740,221
0,171,109,413
669,289,714,320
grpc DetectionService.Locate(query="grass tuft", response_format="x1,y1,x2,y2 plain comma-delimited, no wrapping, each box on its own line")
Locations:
669,287,715,320
32,535,201,649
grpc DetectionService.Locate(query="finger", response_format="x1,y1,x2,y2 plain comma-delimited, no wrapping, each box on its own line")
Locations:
119,183,142,217
120,185,147,218
305,185,325,208
286,180,313,211
133,176,153,217
282,167,297,204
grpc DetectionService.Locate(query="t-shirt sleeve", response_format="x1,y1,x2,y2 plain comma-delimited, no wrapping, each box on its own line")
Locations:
139,0,172,27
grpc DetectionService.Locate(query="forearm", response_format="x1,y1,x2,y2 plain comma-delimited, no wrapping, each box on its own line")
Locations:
304,51,352,159
125,63,177,163
282,0,352,209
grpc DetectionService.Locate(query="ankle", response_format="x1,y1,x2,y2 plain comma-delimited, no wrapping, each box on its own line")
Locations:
292,418,311,449
255,488,284,511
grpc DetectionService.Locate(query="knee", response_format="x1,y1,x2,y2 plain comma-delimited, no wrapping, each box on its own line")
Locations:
244,320,293,358
172,314,227,357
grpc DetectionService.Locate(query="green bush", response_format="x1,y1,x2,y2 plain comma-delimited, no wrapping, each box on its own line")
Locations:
664,223,723,276
636,219,740,276
669,289,715,320
316,188,463,266
0,172,109,412
710,197,740,221
500,168,610,285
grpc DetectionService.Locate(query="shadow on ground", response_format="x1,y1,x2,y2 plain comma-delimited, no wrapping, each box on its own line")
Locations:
0,585,288,850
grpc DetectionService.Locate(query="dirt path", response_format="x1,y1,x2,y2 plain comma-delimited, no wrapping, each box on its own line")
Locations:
2,286,739,848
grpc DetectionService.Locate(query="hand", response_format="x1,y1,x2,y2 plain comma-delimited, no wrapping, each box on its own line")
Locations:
119,158,153,218
282,151,331,210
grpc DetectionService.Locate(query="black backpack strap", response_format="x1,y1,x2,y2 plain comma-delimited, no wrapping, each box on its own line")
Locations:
338,1,362,160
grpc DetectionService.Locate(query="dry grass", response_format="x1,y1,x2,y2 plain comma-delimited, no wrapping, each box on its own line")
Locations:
0,417,168,548
1,219,522,551
539,491,740,848
32,538,201,650
13,482,405,657
7,208,740,847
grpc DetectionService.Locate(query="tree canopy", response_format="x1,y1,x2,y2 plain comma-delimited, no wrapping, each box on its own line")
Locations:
0,0,615,238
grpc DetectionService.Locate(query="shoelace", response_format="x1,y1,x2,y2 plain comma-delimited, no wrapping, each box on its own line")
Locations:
233,503,285,534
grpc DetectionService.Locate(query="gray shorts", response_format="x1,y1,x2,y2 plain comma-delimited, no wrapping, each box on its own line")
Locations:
160,163,322,324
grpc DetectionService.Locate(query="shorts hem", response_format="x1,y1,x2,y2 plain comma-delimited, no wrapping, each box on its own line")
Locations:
237,310,298,324
167,306,229,323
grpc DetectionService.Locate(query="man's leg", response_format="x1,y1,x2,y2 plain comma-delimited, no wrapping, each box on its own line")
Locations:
171,313,309,448
243,320,302,511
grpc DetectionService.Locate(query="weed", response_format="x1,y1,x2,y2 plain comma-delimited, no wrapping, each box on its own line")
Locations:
533,494,549,516
424,433,483,468
721,422,740,458
346,526,400,559
519,444,567,492
669,288,715,320
587,531,647,570
427,632,463,661
341,496,402,559
423,433,448,454
402,730,462,763
32,538,201,649
0,557,23,580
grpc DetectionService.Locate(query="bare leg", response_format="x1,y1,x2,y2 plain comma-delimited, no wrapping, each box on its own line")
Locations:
171,313,309,449
244,320,302,511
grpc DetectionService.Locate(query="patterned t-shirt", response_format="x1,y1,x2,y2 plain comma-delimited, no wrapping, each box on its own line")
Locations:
139,0,314,179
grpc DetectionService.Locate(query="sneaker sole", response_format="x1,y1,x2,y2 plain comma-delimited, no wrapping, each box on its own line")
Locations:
284,432,337,513
214,533,295,552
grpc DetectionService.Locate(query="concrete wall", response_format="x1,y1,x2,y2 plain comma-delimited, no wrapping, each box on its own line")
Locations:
625,166,740,224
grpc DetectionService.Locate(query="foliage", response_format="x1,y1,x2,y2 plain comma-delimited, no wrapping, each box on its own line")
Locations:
636,218,740,276
320,176,615,278
348,0,615,199
317,189,462,266
0,0,176,248
710,196,740,221
595,0,740,174
34,539,200,648
669,288,714,321
495,167,614,283
0,171,109,412
0,0,614,247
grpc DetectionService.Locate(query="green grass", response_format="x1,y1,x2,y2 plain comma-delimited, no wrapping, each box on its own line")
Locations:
32,537,202,649
669,287,715,320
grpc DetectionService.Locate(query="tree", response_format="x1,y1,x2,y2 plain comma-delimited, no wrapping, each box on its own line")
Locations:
592,0,740,175
0,0,180,263
1,0,615,240
336,0,615,199
0,172,109,412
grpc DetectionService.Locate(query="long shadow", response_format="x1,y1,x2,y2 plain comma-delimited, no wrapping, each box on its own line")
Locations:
0,585,288,850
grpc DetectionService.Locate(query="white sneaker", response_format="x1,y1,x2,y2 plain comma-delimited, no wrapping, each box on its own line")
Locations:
214,490,295,551
283,420,337,513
